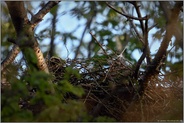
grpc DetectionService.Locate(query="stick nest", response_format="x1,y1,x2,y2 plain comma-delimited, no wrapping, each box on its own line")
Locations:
47,56,137,120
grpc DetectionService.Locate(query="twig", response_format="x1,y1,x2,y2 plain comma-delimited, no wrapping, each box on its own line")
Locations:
106,2,148,21
148,23,158,32
89,31,108,56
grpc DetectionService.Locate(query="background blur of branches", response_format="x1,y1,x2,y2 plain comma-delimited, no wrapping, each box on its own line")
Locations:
1,1,183,64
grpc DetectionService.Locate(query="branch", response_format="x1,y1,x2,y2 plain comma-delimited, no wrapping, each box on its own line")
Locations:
3,1,61,71
121,7,144,44
134,2,145,35
144,16,151,65
160,1,183,49
133,17,150,79
89,32,108,56
6,2,28,35
74,12,95,59
31,1,61,27
148,23,157,32
1,45,20,71
159,1,172,21
106,2,148,21
139,2,183,95
49,6,58,58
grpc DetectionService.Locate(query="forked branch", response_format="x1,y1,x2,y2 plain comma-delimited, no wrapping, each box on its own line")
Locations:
2,1,61,72
139,2,183,95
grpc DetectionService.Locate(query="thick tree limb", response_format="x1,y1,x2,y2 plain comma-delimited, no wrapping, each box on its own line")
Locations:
139,2,183,95
2,1,61,73
5,1,48,72
160,1,183,49
5,1,58,93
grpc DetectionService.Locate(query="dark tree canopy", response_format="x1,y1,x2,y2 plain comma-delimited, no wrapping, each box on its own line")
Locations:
1,1,183,122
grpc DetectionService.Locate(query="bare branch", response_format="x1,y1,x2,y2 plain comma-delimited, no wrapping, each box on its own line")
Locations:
89,32,108,56
148,23,157,32
106,2,148,21
1,45,20,71
144,16,152,65
74,12,95,59
6,1,28,35
2,1,56,72
31,1,61,27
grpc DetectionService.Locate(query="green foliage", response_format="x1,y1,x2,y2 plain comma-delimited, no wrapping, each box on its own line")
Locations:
58,80,84,97
36,100,90,122
2,65,33,121
1,62,117,122
2,63,89,122
94,116,116,122
50,4,59,15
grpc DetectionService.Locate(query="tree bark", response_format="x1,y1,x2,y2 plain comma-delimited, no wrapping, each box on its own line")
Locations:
139,1,183,95
5,2,56,93
6,1,49,73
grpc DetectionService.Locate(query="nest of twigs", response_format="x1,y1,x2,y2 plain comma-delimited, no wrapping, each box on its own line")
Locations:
47,55,183,121
47,56,138,121
2,54,182,121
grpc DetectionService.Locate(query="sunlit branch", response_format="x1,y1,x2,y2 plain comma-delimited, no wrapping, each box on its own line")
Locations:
1,45,20,71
